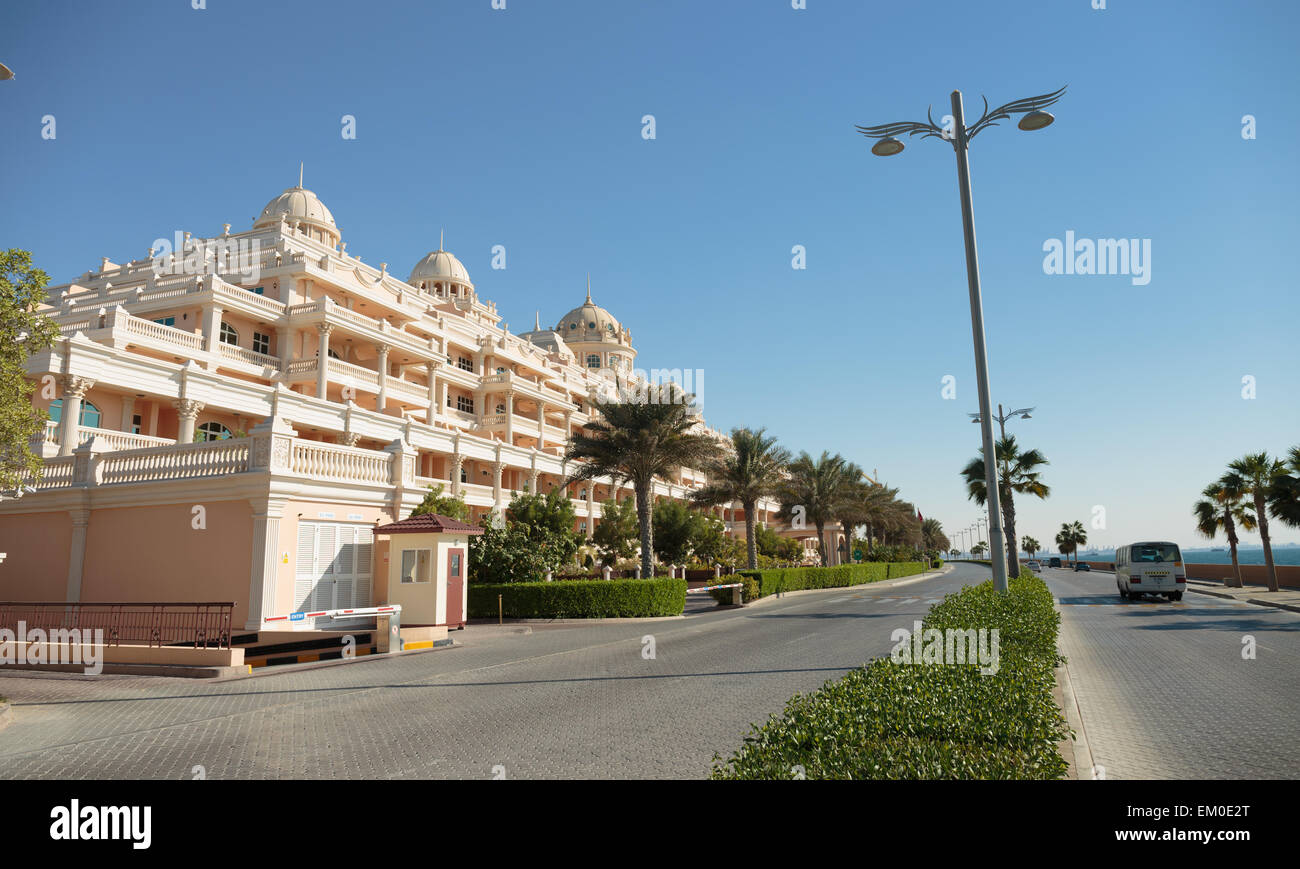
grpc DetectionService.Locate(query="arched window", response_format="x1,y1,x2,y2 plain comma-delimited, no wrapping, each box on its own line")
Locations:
48,399,101,429
219,322,239,345
197,422,232,442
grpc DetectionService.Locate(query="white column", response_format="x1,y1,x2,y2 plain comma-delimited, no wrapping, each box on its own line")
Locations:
375,343,390,413
585,485,595,540
426,362,438,421
57,375,94,456
174,398,204,443
451,454,464,496
492,461,505,525
119,395,135,434
316,324,333,399
202,305,224,369
505,390,514,444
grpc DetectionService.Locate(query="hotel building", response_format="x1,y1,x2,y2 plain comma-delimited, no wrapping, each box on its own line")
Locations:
0,179,842,632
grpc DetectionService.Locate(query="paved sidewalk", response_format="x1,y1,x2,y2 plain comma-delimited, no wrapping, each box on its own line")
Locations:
1186,580,1300,614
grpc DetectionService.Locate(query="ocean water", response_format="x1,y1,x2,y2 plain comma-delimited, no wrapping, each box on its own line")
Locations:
1076,548,1300,566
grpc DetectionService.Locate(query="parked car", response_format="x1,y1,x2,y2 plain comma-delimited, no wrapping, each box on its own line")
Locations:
1048,557,1062,568
1074,562,1092,572
1026,559,1042,574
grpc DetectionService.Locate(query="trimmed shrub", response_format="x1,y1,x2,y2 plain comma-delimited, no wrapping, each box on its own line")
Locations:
729,561,926,600
707,573,759,604
710,569,1069,779
469,577,686,619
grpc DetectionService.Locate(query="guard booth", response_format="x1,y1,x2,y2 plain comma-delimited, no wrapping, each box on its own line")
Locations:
373,513,483,636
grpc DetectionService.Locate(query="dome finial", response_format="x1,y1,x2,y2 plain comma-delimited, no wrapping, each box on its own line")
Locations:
535,310,541,331
298,162,303,189
586,272,592,304
440,228,444,252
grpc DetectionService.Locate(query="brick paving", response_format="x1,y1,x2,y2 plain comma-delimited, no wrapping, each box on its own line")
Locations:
1048,567,1300,780
0,567,974,780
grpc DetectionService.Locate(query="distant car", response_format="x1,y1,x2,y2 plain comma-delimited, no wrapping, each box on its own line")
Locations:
1048,557,1062,568
1074,562,1091,572
1026,560,1042,573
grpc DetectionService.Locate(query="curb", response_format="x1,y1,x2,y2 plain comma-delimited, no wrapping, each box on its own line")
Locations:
0,700,10,733
1053,660,1097,780
742,564,955,610
1186,587,1300,614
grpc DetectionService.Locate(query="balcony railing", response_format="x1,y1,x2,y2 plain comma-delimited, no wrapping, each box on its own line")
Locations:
291,439,390,485
98,438,251,485
218,341,280,369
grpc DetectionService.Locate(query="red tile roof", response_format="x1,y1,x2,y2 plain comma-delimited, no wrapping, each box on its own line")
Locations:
373,513,485,535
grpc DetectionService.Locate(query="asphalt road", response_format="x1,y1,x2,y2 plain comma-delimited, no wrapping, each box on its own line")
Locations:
4,562,1294,779
0,564,978,780
1044,565,1300,779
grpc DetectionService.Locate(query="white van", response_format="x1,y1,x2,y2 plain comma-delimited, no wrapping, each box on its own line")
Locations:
1115,541,1187,601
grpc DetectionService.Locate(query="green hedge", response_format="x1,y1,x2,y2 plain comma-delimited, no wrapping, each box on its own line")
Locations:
717,562,927,602
469,577,686,619
710,569,1069,779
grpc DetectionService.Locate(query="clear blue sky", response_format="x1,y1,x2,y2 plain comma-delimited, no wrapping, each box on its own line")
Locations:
4,0,1298,551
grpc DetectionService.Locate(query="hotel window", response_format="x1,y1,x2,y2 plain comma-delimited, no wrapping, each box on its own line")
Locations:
586,354,601,368
460,467,468,484
456,395,474,414
495,403,506,414
250,286,265,295
609,355,622,370
252,331,271,355
48,399,101,429
457,356,473,372
153,316,176,327
219,322,239,346
131,414,143,435
196,422,232,442
399,549,432,584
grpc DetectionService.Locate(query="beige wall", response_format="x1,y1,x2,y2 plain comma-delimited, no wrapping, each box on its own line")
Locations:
0,512,72,600
80,501,254,625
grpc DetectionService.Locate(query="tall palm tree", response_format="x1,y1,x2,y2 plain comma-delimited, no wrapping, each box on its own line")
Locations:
1227,451,1287,592
1267,445,1300,530
1194,476,1256,589
778,451,859,567
565,386,722,580
691,427,790,570
1021,536,1040,559
846,482,900,555
921,517,949,554
961,435,1050,580
1055,521,1086,566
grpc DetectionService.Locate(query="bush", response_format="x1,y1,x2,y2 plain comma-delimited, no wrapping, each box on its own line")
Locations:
728,562,926,600
707,573,759,604
710,569,1069,779
469,577,687,619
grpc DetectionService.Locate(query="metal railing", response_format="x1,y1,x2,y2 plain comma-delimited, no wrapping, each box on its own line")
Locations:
0,601,235,649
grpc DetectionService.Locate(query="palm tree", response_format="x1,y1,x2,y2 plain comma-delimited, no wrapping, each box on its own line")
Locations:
1055,521,1087,566
1227,451,1287,592
961,435,1050,581
1267,445,1300,530
948,548,960,559
778,451,859,567
921,517,949,554
971,541,987,558
691,427,790,570
565,386,722,580
1021,536,1040,559
1193,476,1256,589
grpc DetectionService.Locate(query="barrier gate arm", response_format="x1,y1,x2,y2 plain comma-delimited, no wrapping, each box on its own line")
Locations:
264,605,404,652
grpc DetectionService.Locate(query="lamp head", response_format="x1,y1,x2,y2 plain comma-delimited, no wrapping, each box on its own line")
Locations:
871,137,905,157
1018,110,1055,131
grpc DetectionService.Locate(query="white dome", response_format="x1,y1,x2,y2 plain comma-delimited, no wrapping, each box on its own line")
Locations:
409,249,471,286
557,298,621,343
253,185,337,231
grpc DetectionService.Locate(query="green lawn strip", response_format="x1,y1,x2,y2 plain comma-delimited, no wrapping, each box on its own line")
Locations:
711,570,1069,779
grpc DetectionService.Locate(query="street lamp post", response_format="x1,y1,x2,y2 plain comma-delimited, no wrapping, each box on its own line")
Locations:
969,404,1035,441
857,86,1065,591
